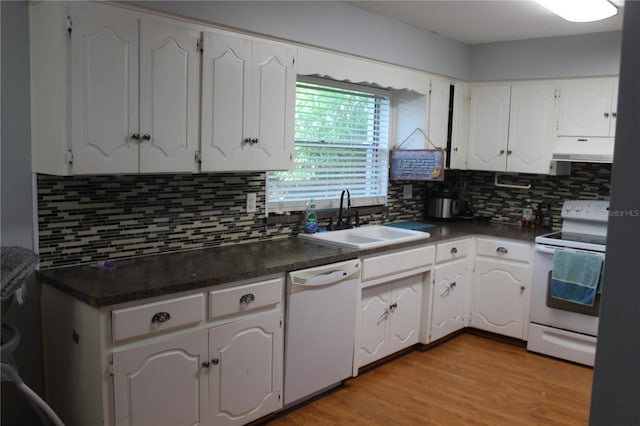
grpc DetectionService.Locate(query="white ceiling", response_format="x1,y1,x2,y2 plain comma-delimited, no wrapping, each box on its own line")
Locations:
346,0,624,45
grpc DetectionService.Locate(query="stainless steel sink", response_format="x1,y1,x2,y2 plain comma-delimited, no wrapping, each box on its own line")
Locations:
298,225,431,249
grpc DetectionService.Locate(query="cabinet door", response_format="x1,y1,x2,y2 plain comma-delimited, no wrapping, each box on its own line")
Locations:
200,32,250,171
358,284,391,367
200,33,295,171
139,19,200,173
209,311,283,426
387,275,422,354
247,40,295,171
471,259,530,339
428,79,451,149
557,78,617,137
70,3,139,174
507,83,557,174
449,81,468,170
466,85,511,171
113,331,209,426
432,259,470,342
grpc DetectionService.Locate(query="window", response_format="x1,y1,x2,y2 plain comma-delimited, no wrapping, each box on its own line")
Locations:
267,76,391,213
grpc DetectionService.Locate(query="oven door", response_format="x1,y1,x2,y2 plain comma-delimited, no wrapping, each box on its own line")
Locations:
529,244,600,336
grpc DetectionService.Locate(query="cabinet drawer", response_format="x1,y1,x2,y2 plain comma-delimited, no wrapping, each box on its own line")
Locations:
112,294,205,343
209,277,283,320
361,245,435,282
476,238,531,263
436,239,471,264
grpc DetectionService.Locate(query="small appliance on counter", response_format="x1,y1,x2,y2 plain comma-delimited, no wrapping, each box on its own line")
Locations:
424,187,460,220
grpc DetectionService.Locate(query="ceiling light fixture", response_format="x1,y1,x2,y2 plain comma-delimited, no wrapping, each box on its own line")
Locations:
535,0,618,22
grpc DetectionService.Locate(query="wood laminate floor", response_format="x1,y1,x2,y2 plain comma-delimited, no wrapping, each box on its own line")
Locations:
267,333,593,426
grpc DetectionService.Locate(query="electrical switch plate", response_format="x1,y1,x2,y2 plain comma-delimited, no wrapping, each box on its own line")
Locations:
403,184,412,199
246,193,257,213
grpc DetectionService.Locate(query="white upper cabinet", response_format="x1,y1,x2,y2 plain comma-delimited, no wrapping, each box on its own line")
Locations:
557,77,618,137
30,2,201,175
200,31,296,171
466,82,557,174
507,83,557,173
427,79,467,169
138,19,201,173
467,85,511,171
428,79,451,150
30,2,297,175
68,3,140,174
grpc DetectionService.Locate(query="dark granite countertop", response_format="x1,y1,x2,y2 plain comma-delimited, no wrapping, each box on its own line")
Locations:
37,238,358,308
417,219,550,245
37,220,551,308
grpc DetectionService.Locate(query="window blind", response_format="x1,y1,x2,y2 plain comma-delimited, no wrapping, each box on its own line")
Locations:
267,77,390,213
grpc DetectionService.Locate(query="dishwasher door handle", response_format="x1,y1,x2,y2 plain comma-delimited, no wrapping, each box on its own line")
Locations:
304,270,349,287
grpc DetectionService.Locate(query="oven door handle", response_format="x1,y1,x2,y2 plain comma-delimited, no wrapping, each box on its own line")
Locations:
535,244,557,255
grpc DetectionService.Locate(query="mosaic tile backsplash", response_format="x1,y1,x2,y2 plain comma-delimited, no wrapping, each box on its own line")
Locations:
37,162,610,268
443,162,611,228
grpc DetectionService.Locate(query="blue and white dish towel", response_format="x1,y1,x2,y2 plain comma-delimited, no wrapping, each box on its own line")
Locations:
550,249,604,306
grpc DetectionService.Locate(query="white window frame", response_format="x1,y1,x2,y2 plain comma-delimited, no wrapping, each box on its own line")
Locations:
267,76,392,214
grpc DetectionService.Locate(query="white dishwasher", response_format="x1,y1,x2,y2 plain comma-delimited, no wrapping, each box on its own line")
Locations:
284,259,361,406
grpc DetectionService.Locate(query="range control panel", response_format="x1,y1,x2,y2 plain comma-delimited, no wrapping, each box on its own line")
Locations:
561,200,610,223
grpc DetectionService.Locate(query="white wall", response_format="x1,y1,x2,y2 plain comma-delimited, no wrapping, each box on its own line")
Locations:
469,31,622,81
130,0,471,79
133,1,622,82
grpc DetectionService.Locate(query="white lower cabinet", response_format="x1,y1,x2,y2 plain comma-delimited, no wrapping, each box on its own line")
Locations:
429,238,472,342
113,331,209,426
470,238,532,340
356,245,435,370
41,275,284,426
358,274,423,368
208,311,283,425
431,258,470,342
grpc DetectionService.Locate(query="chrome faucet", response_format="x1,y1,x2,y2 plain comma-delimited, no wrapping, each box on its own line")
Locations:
337,189,351,229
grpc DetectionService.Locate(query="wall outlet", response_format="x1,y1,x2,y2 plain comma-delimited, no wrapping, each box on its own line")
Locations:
246,193,257,213
403,184,413,199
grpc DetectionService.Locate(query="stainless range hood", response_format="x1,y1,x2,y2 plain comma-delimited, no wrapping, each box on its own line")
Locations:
552,137,614,163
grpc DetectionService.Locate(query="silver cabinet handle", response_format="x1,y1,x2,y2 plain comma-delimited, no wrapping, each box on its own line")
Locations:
251,138,258,144
378,307,389,323
142,133,151,141
244,137,251,143
496,246,508,255
240,293,255,304
131,133,140,141
151,311,171,323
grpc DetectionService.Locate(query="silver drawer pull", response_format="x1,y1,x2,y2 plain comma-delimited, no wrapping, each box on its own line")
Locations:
151,311,171,324
450,247,458,255
496,246,508,255
240,293,255,304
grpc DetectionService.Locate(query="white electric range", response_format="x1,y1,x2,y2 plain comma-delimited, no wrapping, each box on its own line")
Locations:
527,200,609,366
